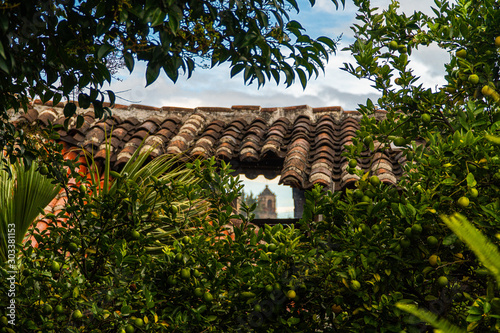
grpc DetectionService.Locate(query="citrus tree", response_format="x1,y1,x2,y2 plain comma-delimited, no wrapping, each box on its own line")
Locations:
297,0,500,331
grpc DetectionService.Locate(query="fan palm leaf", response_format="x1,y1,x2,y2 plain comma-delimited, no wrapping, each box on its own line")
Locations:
0,159,60,262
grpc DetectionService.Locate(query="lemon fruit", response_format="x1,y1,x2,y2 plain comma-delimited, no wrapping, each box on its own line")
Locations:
411,224,423,236
50,261,61,273
68,242,79,253
350,280,361,291
437,276,449,287
286,290,297,299
125,324,135,333
130,230,140,240
134,318,144,328
429,254,440,267
194,288,204,297
370,175,381,187
468,74,479,84
427,236,439,247
203,292,214,302
181,268,191,279
72,310,83,320
388,41,399,50
457,196,469,208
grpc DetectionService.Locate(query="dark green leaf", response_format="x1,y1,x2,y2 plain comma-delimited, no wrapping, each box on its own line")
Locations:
78,93,91,109
146,63,161,86
63,102,77,118
124,53,134,73
97,44,114,59
230,64,245,78
76,115,84,128
107,90,115,106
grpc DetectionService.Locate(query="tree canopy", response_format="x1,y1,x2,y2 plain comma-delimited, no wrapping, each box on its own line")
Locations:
0,0,344,165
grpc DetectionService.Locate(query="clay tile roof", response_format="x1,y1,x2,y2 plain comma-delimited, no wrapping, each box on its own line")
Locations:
13,100,403,190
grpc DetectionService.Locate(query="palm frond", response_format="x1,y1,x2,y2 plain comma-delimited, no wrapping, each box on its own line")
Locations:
0,159,60,262
440,213,500,287
396,303,466,333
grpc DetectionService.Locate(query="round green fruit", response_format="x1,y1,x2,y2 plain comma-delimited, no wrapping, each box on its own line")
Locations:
456,49,467,58
125,324,135,333
429,254,440,267
353,189,364,199
267,244,277,252
194,288,204,297
361,195,371,203
193,269,202,277
203,292,214,302
50,261,61,273
495,36,500,48
421,113,431,124
400,238,411,249
398,45,407,53
437,276,449,287
411,224,422,236
457,196,470,208
265,284,274,293
394,137,406,146
369,175,381,187
364,136,373,146
39,166,49,175
134,318,144,328
182,236,191,244
286,290,297,299
68,242,78,253
469,188,478,198
55,304,64,314
468,74,479,84
72,310,83,320
175,253,183,262
130,230,140,240
167,275,177,285
404,227,412,238
350,280,361,291
388,40,399,50
181,268,191,279
254,304,262,312
427,236,439,247
348,159,357,168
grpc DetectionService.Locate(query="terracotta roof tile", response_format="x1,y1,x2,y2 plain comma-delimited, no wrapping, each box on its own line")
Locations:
14,103,407,191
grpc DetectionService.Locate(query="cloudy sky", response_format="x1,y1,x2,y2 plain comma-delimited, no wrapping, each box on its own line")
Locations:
106,0,450,111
